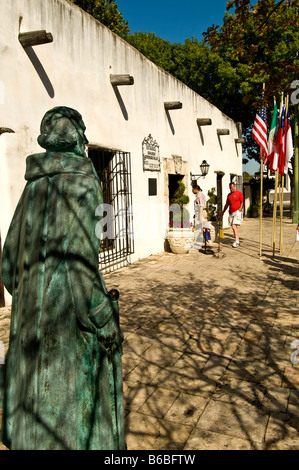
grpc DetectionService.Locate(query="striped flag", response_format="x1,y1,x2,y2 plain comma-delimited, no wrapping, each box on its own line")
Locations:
252,101,268,161
284,106,293,175
277,104,286,176
271,99,284,171
267,101,278,171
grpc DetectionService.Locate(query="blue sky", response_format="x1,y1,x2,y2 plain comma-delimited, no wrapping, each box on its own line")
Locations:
117,0,260,174
117,0,229,43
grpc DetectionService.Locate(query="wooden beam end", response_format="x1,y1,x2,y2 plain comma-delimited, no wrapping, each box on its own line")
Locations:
18,30,53,48
110,74,134,86
197,118,212,126
217,129,230,136
164,101,183,110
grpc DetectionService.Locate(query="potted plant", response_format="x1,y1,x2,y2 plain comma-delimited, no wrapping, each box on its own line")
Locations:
206,187,217,222
168,181,194,254
205,187,218,244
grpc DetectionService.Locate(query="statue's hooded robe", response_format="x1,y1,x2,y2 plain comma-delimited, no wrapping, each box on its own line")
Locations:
0,107,126,450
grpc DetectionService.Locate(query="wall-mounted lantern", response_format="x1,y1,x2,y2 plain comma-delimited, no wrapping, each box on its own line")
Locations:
190,160,210,185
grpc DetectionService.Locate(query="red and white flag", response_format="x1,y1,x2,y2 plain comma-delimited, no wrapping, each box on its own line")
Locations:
284,107,293,175
272,100,284,172
267,101,278,171
277,104,286,176
252,102,268,162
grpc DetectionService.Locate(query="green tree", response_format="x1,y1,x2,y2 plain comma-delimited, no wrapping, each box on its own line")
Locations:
203,0,299,189
70,0,129,36
125,32,182,75
71,0,298,168
242,171,253,183
174,37,251,131
203,0,299,108
170,181,190,228
127,34,248,114
127,2,298,163
206,187,217,221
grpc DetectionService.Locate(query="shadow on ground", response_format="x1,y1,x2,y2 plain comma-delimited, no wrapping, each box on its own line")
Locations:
1,218,299,450
103,238,299,450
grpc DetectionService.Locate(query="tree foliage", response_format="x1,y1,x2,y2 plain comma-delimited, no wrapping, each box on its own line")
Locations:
127,33,253,152
170,181,190,227
69,0,129,36
70,0,299,163
126,1,298,161
126,32,178,74
203,0,299,108
242,171,254,183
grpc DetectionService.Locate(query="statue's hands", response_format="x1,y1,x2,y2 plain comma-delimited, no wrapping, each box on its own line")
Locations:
97,317,122,351
97,291,123,351
89,287,123,351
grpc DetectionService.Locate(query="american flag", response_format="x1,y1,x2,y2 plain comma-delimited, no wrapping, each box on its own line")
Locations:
252,101,268,162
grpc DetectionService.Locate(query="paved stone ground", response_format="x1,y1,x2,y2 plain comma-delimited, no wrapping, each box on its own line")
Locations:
1,217,299,450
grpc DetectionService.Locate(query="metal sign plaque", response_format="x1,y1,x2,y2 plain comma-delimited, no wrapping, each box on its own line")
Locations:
142,134,161,171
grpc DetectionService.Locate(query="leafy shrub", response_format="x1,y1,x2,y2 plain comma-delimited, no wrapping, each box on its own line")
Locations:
247,204,259,218
206,187,217,221
170,181,191,228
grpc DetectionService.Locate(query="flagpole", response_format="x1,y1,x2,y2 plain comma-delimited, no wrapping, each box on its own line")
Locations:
272,171,279,256
252,83,267,259
279,176,284,255
279,174,284,254
259,82,266,259
270,96,277,251
272,92,284,256
259,149,263,259
279,95,289,254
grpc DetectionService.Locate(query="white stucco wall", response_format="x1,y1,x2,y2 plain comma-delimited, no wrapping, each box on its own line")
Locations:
0,0,243,274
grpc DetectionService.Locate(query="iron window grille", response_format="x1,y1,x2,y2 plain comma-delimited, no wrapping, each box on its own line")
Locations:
89,148,134,270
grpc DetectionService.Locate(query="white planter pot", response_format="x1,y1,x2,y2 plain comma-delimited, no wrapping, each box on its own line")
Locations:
168,228,194,254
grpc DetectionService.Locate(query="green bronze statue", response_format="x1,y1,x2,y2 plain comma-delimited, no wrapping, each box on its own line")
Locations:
0,107,126,450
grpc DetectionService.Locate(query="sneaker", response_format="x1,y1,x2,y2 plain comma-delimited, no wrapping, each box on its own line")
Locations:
232,241,240,248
